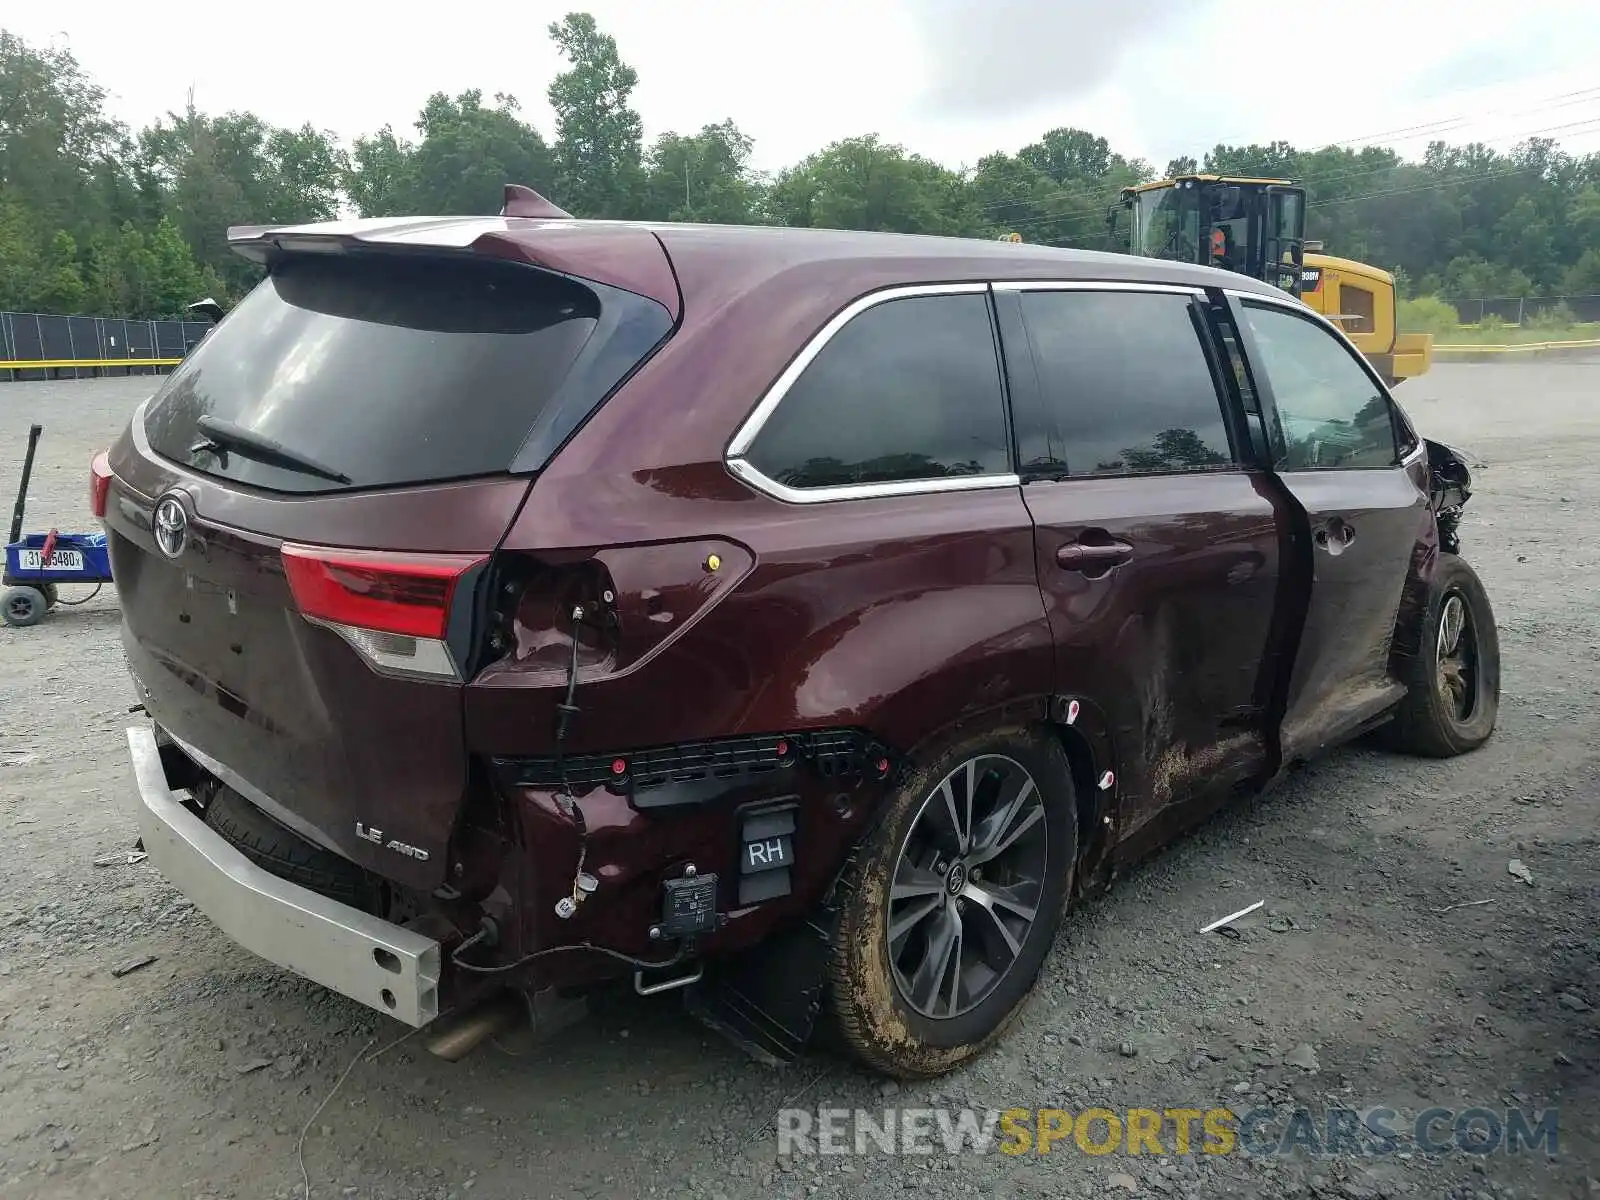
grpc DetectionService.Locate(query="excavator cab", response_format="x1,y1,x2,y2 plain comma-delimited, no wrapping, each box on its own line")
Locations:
1110,175,1306,296
1106,174,1431,387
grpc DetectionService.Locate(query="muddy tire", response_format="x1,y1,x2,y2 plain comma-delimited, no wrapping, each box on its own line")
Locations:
204,786,381,912
827,726,1076,1078
1381,554,1500,757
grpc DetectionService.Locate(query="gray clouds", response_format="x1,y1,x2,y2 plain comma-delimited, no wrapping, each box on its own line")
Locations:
906,0,1219,115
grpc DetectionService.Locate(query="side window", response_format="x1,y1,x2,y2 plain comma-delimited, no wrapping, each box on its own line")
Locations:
1240,302,1399,470
1337,282,1376,335
742,292,1011,490
1020,290,1235,476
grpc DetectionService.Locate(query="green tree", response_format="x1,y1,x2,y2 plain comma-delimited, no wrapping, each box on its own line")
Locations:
967,130,1147,249
137,104,345,296
38,231,86,314
148,216,204,315
1563,249,1600,296
115,224,157,318
968,152,1056,241
1020,127,1114,183
346,126,418,217
0,196,43,310
404,91,555,215
1565,187,1600,271
642,120,762,223
6,20,1600,324
267,123,347,223
1203,140,1299,177
770,135,979,236
0,31,126,244
80,231,123,316
546,13,644,216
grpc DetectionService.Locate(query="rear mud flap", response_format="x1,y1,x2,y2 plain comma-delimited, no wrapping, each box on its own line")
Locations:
682,916,834,1067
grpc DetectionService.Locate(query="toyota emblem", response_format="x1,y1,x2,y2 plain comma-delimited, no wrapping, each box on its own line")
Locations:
152,494,189,559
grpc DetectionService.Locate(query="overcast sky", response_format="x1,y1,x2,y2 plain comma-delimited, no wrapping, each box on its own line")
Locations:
11,0,1600,174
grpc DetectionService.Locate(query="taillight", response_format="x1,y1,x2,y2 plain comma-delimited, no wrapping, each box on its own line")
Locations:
89,450,112,518
281,544,485,680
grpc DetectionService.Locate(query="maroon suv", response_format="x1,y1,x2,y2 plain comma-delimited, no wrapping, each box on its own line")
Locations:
104,188,1498,1078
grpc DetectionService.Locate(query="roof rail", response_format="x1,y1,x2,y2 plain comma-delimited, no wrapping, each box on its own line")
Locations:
501,184,573,220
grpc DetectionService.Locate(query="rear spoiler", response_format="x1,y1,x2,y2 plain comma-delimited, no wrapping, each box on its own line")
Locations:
223,185,680,320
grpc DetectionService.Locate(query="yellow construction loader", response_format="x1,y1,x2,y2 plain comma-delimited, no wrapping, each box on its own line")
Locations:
1108,175,1432,385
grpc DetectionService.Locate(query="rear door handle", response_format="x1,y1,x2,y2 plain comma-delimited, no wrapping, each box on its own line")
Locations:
1056,537,1134,572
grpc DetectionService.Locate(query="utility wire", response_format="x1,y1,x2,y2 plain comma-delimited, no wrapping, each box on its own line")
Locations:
980,110,1597,241
968,92,1600,222
995,163,1544,241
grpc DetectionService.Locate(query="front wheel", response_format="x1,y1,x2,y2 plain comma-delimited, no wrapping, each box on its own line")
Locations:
1382,554,1500,757
827,726,1076,1078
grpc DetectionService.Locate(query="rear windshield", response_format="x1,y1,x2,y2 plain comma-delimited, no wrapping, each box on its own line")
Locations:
143,255,604,493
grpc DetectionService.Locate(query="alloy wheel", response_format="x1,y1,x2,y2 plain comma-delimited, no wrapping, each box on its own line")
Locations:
1436,590,1479,722
886,755,1049,1020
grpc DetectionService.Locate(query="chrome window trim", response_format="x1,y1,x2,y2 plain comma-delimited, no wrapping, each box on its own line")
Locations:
726,457,1022,505
991,280,1205,296
724,279,1216,505
725,281,1012,505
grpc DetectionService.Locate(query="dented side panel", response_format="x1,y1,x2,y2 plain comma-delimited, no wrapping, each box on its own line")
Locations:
1021,471,1283,841
1272,461,1433,763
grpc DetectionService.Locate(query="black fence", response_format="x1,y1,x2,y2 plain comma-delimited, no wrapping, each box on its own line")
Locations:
1444,294,1600,325
1,311,212,383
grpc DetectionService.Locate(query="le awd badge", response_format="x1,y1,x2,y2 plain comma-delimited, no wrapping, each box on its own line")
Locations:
355,822,430,861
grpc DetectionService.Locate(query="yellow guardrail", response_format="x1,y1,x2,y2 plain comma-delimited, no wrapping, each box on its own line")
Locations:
1433,338,1600,354
1,357,183,369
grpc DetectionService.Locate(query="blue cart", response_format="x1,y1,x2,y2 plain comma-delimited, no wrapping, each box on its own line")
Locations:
3,424,115,627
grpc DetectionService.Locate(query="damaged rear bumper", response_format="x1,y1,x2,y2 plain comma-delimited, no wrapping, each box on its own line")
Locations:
124,724,442,1027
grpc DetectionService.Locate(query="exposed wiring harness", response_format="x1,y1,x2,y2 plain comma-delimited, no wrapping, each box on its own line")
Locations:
450,596,693,976
552,604,592,918
448,916,688,976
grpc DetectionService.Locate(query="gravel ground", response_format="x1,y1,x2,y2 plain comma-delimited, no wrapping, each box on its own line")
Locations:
1,362,1597,1200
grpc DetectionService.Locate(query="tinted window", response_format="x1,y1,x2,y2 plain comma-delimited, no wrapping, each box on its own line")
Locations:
743,293,1010,490
1020,290,1234,476
1241,302,1398,470
143,255,621,493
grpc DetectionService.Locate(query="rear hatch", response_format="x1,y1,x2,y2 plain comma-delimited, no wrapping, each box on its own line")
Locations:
107,244,673,888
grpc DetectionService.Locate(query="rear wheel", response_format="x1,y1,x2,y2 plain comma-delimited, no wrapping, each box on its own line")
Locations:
827,727,1076,1078
2,586,47,627
1382,554,1499,757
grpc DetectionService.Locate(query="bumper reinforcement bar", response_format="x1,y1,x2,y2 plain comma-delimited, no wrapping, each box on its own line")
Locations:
125,725,442,1027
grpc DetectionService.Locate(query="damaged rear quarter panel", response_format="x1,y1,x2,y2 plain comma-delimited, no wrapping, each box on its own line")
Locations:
1388,438,1475,668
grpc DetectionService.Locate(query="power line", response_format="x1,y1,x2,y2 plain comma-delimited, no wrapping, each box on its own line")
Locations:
1317,84,1600,149
969,102,1600,233
1306,166,1539,208
996,162,1547,242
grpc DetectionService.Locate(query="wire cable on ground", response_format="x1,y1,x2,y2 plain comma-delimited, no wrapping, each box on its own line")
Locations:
297,1034,377,1200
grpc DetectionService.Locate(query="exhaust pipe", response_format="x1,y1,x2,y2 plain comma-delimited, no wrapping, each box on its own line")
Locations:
423,991,527,1062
